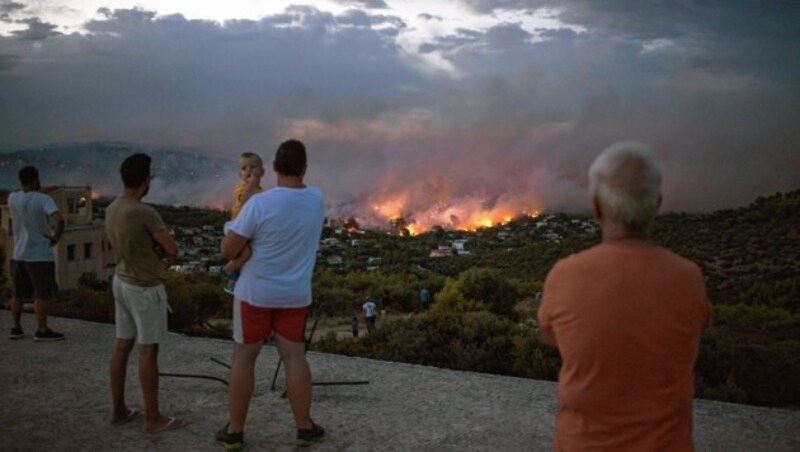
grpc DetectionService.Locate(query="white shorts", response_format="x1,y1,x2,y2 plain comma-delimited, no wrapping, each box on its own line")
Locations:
112,276,168,345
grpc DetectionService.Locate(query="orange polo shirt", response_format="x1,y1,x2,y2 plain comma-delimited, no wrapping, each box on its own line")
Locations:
538,240,711,451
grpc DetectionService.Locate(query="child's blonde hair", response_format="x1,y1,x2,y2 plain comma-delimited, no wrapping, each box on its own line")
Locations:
240,152,263,166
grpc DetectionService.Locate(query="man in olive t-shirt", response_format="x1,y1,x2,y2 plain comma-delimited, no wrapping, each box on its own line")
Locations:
104,153,184,433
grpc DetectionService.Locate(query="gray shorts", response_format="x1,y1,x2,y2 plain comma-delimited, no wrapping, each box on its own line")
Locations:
12,260,58,300
112,276,168,345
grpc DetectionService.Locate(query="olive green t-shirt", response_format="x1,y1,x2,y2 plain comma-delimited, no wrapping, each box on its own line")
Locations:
105,196,168,287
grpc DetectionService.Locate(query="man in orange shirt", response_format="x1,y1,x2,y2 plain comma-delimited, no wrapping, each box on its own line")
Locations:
537,142,712,451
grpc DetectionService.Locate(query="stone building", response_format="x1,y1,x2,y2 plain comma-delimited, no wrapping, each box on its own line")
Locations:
1,186,114,290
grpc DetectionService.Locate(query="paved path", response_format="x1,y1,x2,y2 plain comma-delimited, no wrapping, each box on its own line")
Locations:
1,311,798,451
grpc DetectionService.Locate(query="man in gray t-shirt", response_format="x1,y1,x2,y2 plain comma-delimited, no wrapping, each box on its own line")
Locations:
7,165,65,342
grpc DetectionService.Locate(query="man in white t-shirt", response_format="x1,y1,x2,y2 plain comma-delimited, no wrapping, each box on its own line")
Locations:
216,139,325,450
362,298,378,333
7,166,65,341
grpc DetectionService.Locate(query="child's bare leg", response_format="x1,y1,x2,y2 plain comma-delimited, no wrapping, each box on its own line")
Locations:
224,243,252,274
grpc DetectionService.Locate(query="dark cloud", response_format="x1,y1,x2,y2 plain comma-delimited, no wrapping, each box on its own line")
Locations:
0,1,24,13
536,27,577,40
0,2,797,216
11,17,61,41
460,0,543,14
337,8,406,29
418,13,442,21
0,1,24,22
484,23,532,48
334,0,388,9
0,52,19,70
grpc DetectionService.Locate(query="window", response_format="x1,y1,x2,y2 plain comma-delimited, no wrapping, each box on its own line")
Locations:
84,242,92,259
67,245,75,261
67,197,88,215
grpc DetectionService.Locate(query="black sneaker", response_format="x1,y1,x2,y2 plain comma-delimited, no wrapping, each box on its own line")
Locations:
296,420,324,447
9,327,24,340
33,329,65,342
215,424,245,451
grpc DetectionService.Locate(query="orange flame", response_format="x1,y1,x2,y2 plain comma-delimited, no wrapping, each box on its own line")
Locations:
356,194,541,234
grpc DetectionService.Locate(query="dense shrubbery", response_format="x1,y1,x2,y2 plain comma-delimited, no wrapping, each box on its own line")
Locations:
48,271,232,338
48,272,115,324
162,272,230,337
695,304,800,406
312,268,445,316
315,310,560,380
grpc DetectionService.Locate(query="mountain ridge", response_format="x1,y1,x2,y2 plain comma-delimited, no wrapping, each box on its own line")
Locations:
0,142,236,207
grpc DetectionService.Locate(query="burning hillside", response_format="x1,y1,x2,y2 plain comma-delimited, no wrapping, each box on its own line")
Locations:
332,191,542,235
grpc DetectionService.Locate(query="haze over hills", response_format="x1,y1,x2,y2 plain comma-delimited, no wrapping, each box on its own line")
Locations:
0,142,237,208
1,141,797,234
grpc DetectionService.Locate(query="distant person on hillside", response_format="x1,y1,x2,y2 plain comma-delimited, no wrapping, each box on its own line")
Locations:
537,142,712,450
105,153,185,433
350,316,359,338
419,287,431,312
7,165,65,341
220,152,265,294
362,298,378,333
216,139,325,450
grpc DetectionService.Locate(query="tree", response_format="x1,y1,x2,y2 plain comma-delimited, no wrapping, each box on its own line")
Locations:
457,268,520,318
430,278,487,314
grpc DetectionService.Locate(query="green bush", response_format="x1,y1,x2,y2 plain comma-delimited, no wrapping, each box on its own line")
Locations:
695,304,800,406
164,272,230,336
314,310,559,378
49,287,114,324
429,278,488,314
456,268,520,318
511,327,561,380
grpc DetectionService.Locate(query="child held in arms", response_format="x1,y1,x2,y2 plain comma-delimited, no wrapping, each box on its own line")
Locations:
221,152,265,293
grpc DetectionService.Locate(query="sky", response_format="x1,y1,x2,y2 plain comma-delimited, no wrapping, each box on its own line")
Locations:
1,1,798,230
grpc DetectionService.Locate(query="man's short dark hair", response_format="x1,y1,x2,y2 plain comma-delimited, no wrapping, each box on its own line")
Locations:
120,153,152,188
18,166,39,186
274,139,307,177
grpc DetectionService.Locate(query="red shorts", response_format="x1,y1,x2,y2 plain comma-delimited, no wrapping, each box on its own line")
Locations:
233,298,309,344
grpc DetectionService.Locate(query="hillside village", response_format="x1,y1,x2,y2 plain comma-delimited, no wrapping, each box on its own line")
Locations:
112,199,596,277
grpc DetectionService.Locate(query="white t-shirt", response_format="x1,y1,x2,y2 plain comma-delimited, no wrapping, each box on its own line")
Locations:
363,300,378,318
227,186,324,308
8,191,59,262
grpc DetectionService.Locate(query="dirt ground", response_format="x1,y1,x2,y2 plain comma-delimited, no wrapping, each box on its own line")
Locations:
1,310,799,451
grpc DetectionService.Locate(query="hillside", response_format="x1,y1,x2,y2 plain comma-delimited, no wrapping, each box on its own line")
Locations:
325,190,800,312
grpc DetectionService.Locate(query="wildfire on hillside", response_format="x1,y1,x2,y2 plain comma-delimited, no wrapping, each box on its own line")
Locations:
352,194,541,235
206,198,230,212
